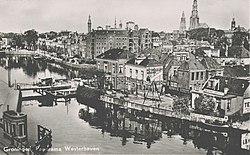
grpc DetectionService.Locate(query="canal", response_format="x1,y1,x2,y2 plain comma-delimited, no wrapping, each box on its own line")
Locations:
0,56,210,154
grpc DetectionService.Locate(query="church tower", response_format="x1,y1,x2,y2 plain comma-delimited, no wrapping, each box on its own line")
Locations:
87,15,92,33
179,11,186,33
231,18,236,30
119,20,122,29
189,0,200,30
114,17,117,29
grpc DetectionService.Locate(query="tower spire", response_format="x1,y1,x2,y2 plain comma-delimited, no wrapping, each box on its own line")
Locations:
179,11,186,33
87,15,92,33
119,20,122,29
114,17,117,29
189,0,200,30
231,17,236,30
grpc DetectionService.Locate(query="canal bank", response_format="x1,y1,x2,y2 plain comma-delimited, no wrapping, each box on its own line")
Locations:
0,56,209,154
0,80,25,155
0,55,249,154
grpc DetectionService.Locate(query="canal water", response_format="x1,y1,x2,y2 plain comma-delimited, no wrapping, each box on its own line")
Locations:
0,56,209,154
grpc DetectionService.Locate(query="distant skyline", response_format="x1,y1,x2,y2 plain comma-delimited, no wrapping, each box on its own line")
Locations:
0,0,249,33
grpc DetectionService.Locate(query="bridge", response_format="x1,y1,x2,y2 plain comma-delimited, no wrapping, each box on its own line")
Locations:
45,88,77,103
15,83,71,91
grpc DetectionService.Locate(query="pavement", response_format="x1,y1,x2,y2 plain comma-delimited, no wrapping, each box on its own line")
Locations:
0,81,19,119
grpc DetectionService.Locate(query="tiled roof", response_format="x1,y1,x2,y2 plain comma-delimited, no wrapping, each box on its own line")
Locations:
223,65,250,77
205,76,249,96
179,53,206,71
96,49,135,60
228,46,250,58
152,32,160,38
201,57,222,70
127,57,162,67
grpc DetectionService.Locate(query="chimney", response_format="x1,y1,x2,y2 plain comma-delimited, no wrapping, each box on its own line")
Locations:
7,105,9,111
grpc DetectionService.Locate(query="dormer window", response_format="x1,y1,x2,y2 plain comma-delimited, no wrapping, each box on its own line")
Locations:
242,83,245,88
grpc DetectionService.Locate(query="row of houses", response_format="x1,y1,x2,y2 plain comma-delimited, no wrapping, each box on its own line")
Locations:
95,46,250,119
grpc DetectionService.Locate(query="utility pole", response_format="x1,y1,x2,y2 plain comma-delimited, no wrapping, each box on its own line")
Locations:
6,57,11,87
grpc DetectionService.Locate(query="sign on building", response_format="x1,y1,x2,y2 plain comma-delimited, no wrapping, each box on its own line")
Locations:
243,98,250,114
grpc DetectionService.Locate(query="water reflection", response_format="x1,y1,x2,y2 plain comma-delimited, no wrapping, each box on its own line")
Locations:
0,55,79,79
78,107,162,149
1,55,248,154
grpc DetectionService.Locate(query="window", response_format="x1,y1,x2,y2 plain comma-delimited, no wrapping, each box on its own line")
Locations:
141,71,144,80
200,72,204,80
11,124,16,136
174,70,177,76
19,124,25,137
130,69,132,77
97,62,100,70
119,64,123,73
191,72,195,81
135,70,138,78
196,72,199,80
112,64,116,74
227,100,231,110
104,63,108,72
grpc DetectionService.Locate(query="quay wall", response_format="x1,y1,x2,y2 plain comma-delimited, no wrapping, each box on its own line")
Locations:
0,81,19,119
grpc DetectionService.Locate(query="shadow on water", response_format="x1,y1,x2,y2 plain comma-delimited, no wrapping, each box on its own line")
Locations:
0,55,79,79
78,104,249,154
78,107,162,149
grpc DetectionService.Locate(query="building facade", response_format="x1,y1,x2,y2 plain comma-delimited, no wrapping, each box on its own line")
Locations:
191,76,250,117
96,49,135,90
3,108,28,144
125,56,163,94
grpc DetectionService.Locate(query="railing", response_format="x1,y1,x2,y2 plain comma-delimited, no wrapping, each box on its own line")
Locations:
15,83,34,90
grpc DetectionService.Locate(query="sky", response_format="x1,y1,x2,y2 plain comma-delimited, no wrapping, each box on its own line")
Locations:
0,0,249,33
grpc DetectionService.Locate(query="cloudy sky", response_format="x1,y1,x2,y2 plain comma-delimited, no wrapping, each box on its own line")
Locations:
0,0,249,33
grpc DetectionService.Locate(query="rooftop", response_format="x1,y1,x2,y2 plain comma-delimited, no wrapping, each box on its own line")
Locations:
227,46,250,58
204,76,250,96
127,57,162,67
96,49,135,60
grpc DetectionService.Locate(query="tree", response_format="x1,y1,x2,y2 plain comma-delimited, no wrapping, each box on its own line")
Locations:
232,28,247,46
172,97,190,115
194,95,216,115
79,68,105,89
12,34,25,49
24,29,38,50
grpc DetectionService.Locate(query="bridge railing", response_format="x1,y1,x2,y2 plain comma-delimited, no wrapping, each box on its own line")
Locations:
15,83,35,90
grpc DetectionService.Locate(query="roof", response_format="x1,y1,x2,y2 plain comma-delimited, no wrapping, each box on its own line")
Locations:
201,57,222,70
127,57,162,67
152,32,160,38
204,76,249,96
223,65,250,77
179,53,206,71
96,49,135,60
92,29,129,36
228,46,250,58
